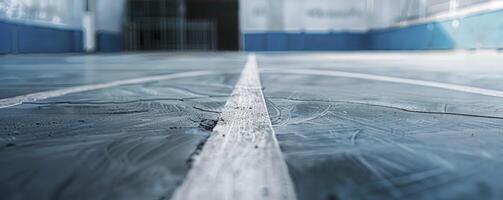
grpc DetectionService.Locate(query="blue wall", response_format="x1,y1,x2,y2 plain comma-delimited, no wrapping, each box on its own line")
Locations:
244,9,503,51
97,31,123,52
244,32,370,51
0,20,83,54
370,9,503,50
370,23,455,50
0,20,123,54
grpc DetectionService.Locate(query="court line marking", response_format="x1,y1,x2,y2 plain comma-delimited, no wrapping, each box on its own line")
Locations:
170,54,297,200
265,69,503,99
0,71,218,109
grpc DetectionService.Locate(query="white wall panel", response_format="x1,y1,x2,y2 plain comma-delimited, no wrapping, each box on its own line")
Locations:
239,0,270,31
240,0,502,32
0,0,83,28
240,0,370,32
96,0,125,32
0,0,125,32
283,0,368,31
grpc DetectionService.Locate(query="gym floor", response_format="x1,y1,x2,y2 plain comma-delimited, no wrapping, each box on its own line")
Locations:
1,52,503,200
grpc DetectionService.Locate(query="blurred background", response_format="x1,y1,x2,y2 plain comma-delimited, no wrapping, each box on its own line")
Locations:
0,0,502,53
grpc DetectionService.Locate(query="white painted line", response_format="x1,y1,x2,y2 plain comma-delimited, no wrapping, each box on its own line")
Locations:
0,71,217,109
266,69,503,99
170,54,296,200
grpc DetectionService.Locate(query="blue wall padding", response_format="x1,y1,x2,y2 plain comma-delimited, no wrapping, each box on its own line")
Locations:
369,22,455,50
245,32,369,51
97,31,122,52
0,20,123,54
455,10,503,49
304,33,370,50
16,25,83,53
0,22,14,53
0,20,83,54
245,9,503,51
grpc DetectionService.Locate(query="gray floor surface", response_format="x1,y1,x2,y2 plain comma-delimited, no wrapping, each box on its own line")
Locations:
1,52,503,200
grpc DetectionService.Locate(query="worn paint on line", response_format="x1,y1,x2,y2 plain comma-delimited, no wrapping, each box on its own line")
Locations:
0,71,218,109
266,69,503,99
170,54,297,200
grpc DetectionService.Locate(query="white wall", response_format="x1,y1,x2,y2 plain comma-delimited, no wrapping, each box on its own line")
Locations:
240,0,501,33
370,0,499,29
369,0,402,29
0,0,125,32
0,0,84,28
240,0,370,32
96,0,125,33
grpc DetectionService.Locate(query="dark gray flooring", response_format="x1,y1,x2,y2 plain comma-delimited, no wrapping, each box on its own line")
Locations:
258,52,503,200
0,53,245,200
1,52,503,200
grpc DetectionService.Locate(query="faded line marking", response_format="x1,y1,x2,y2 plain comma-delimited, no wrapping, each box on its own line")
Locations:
170,54,296,200
266,69,503,99
0,71,217,109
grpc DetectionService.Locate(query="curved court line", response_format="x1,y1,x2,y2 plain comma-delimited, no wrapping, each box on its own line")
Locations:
0,70,218,109
265,69,503,98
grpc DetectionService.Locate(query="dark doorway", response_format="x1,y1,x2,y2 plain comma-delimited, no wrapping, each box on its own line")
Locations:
186,0,239,51
124,0,239,51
